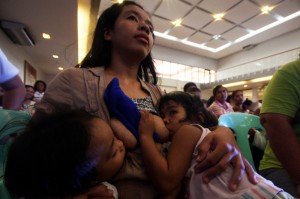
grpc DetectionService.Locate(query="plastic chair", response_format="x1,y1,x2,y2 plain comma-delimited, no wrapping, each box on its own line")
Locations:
218,112,265,170
0,110,31,199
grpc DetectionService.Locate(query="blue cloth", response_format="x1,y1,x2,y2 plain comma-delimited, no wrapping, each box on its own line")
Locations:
104,78,159,141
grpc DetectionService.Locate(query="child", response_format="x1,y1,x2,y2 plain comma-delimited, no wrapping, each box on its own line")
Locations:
4,109,121,198
138,91,293,199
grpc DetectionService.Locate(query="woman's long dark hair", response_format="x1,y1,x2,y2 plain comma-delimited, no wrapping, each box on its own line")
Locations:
157,91,218,128
79,1,157,84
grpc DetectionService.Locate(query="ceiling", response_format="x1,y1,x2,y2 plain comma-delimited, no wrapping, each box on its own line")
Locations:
0,0,300,77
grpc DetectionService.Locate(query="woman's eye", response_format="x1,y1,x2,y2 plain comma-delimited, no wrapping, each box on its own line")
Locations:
169,110,177,115
128,15,138,22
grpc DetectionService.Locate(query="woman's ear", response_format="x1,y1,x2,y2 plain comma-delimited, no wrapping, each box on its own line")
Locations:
104,28,112,41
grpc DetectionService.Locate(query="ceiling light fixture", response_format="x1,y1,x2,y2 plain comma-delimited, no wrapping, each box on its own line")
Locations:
42,33,51,39
261,6,273,14
250,76,272,83
213,35,221,40
52,55,59,58
213,13,225,21
116,0,124,4
223,81,247,87
171,19,182,27
58,67,64,71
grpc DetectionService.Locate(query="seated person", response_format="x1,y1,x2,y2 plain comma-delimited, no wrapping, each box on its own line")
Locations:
4,109,120,198
20,85,36,113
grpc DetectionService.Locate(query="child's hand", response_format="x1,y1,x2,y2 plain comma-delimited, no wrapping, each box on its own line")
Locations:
139,110,155,138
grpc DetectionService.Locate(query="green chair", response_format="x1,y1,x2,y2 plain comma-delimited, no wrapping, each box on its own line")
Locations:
0,110,31,199
218,112,265,170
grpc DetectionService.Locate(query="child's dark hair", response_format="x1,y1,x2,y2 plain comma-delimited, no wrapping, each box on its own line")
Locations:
157,91,218,128
4,109,98,197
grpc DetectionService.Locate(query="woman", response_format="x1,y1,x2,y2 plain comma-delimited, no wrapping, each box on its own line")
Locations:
232,90,245,112
33,80,47,102
34,1,256,198
208,85,234,118
20,85,36,113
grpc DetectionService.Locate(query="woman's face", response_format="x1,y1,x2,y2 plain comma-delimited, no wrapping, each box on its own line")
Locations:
36,82,45,92
233,91,244,105
88,118,125,182
105,5,154,61
215,87,228,103
25,86,35,100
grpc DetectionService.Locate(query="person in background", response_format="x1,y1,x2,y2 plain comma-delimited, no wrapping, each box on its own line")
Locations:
259,59,300,197
34,1,256,198
139,91,293,199
242,98,253,113
5,109,120,199
33,80,47,102
20,85,36,113
249,101,262,115
207,85,233,118
183,82,201,100
0,49,25,110
231,90,245,112
206,95,215,108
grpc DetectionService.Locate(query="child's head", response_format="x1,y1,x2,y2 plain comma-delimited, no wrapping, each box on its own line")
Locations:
4,109,125,198
157,91,218,132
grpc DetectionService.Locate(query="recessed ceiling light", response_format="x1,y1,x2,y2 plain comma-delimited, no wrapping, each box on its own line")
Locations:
213,35,221,40
213,13,225,21
52,55,59,59
261,6,273,14
250,76,272,83
42,33,51,39
244,85,248,88
223,81,247,87
58,67,64,71
171,19,182,27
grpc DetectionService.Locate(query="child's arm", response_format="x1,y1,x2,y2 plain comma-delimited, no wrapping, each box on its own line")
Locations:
138,110,202,195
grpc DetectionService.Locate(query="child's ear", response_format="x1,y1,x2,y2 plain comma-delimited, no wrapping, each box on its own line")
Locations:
104,28,112,41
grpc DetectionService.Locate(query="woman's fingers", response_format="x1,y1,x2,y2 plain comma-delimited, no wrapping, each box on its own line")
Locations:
241,156,257,185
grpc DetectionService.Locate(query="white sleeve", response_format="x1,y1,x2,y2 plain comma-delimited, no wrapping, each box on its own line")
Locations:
0,49,19,83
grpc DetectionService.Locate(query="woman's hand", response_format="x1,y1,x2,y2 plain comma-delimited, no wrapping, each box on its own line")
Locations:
194,126,257,191
72,184,115,199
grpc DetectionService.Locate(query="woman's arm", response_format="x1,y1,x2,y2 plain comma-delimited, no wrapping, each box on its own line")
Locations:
194,126,257,191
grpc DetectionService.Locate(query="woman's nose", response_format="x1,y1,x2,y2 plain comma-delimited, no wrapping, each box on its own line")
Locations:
139,21,150,34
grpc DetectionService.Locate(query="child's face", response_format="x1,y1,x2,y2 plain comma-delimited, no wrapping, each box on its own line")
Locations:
160,100,188,136
88,118,125,182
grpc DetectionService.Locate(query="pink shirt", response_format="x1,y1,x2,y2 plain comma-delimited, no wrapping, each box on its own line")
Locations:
208,101,233,117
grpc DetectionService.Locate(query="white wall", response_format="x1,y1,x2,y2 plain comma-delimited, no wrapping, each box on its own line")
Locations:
152,45,217,70
218,28,300,70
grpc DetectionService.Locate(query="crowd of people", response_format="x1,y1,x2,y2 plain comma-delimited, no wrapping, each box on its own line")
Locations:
1,1,299,198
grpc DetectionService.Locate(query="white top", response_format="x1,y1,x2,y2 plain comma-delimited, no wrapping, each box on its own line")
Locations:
186,124,283,199
0,49,19,83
